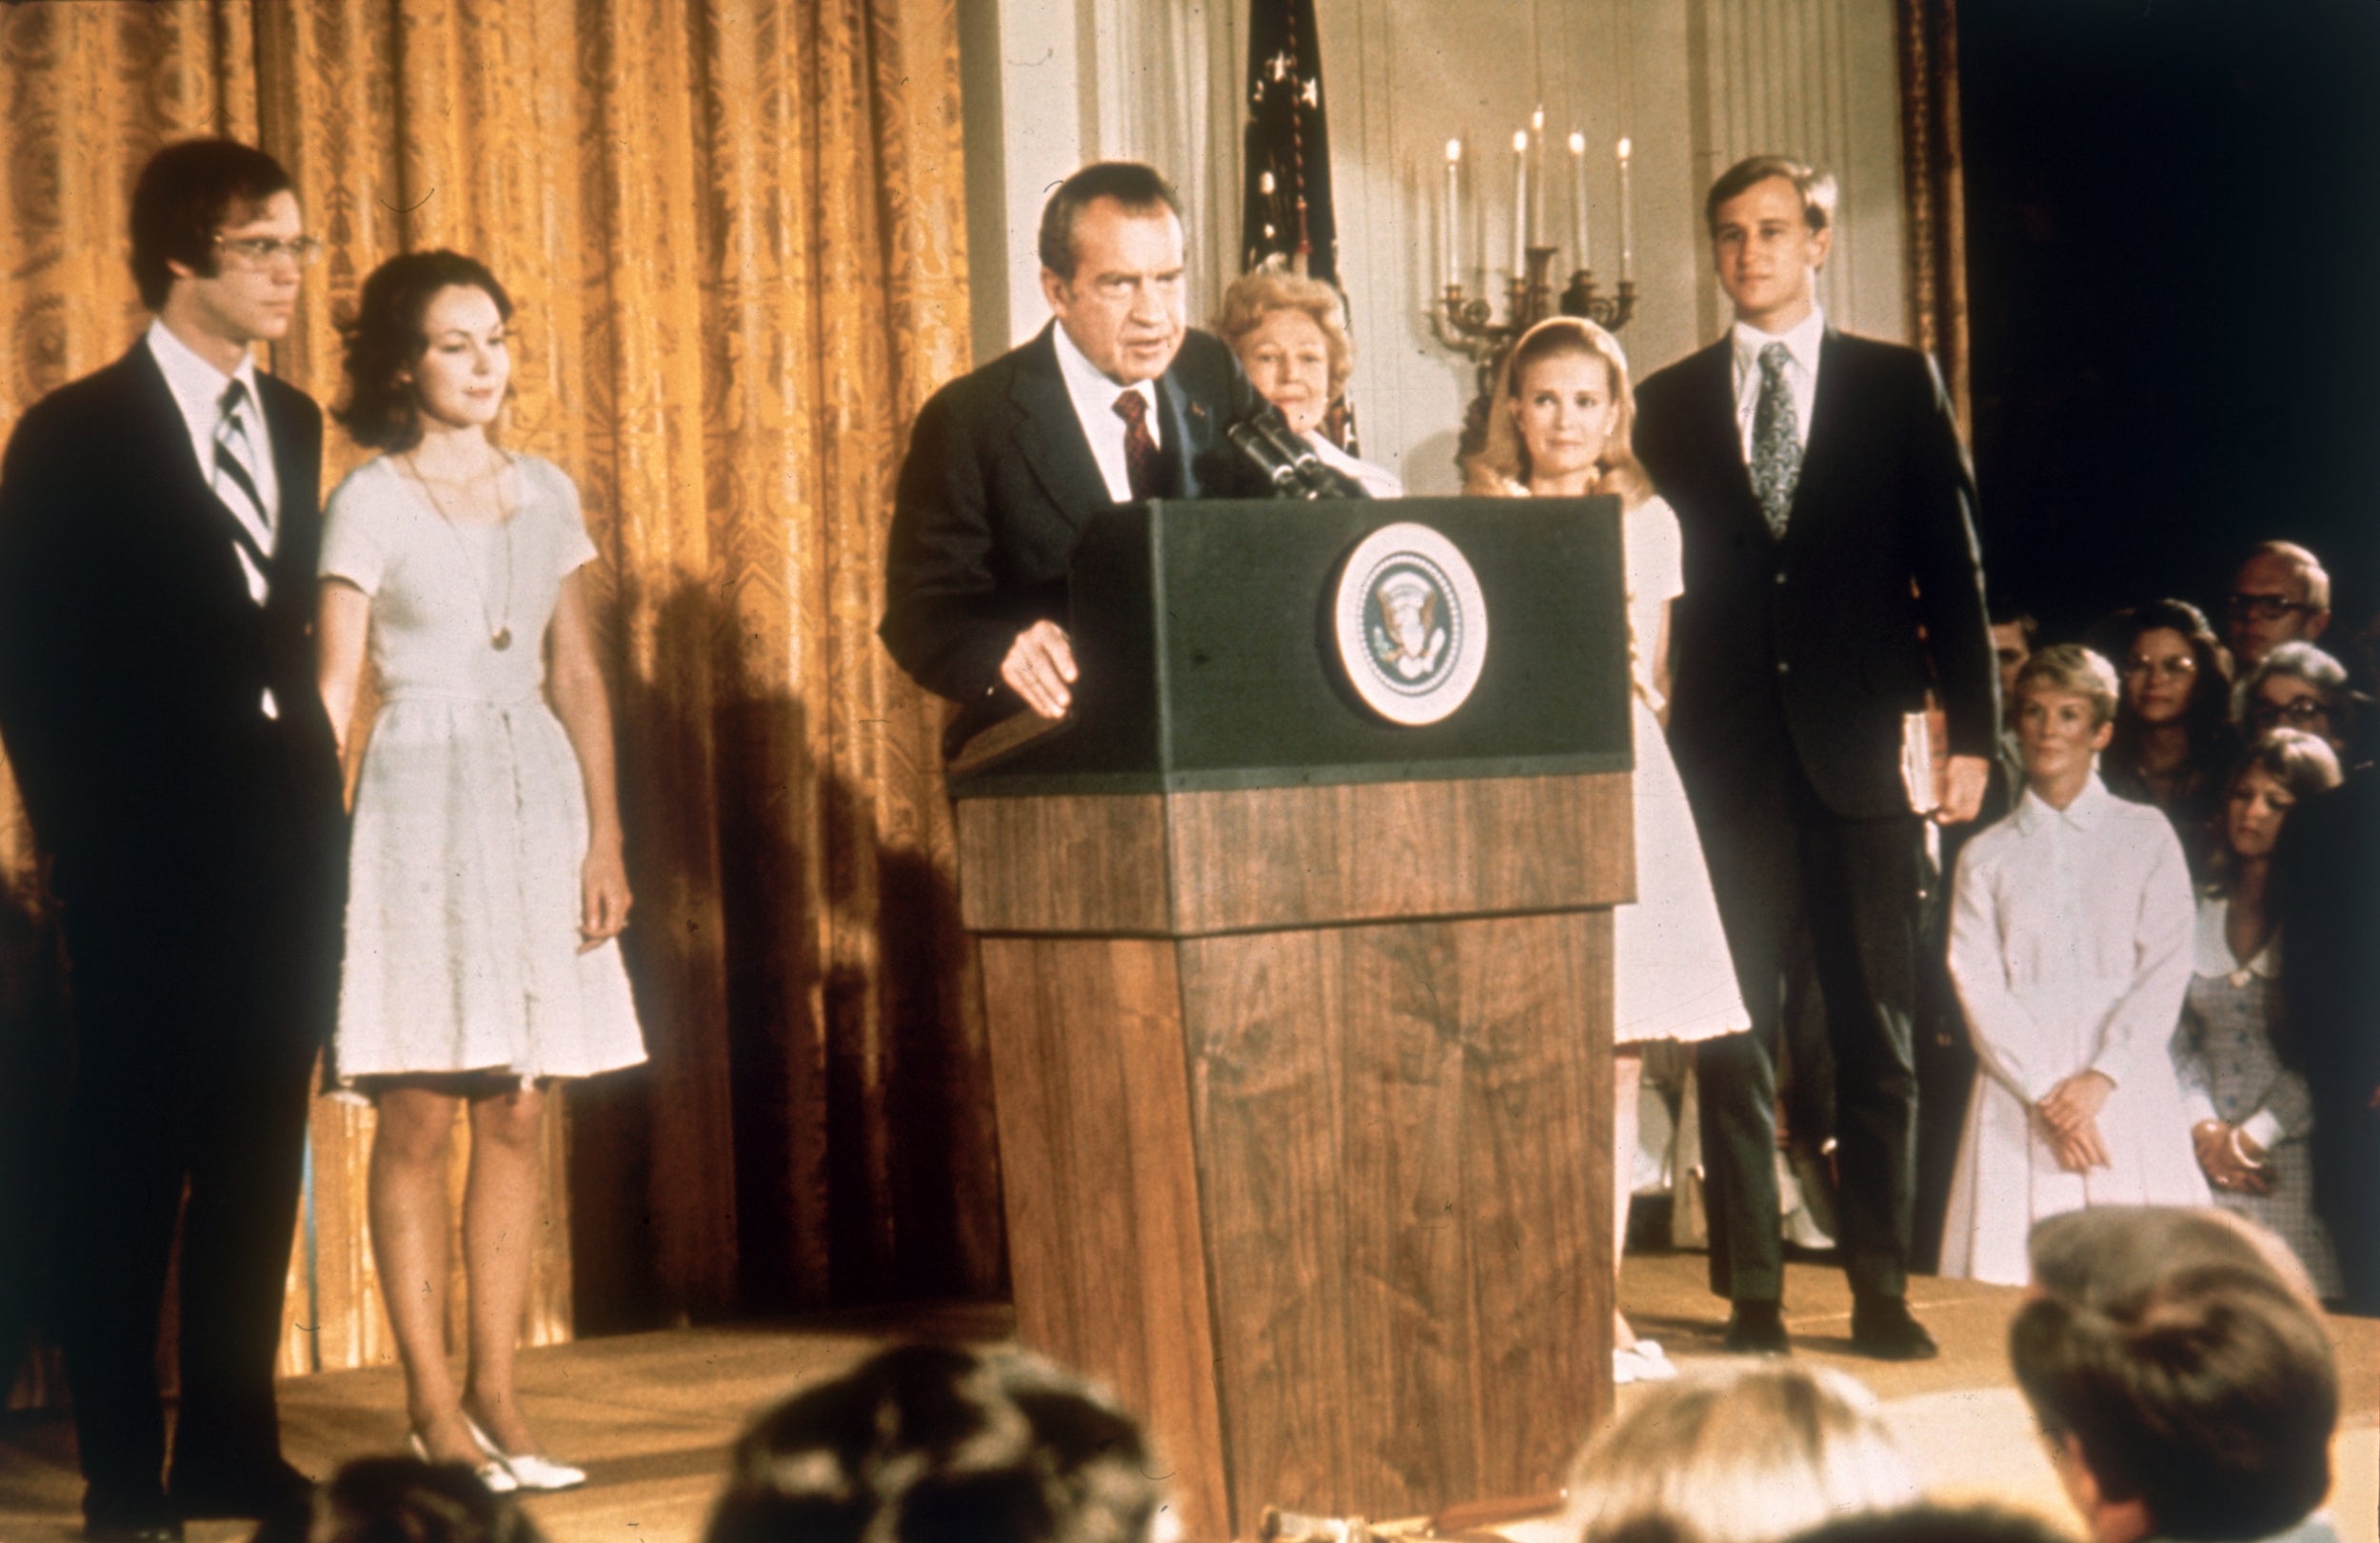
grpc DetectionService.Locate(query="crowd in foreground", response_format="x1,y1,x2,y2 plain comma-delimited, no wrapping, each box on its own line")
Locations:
234,1206,2342,1543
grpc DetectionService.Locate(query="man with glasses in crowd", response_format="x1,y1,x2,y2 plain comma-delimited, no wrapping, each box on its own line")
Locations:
2224,541,2331,670
0,139,347,1542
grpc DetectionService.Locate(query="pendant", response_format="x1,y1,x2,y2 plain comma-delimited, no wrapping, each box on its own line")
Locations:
491,626,513,651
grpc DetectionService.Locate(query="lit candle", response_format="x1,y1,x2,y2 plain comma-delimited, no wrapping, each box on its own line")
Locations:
1569,130,1590,270
1529,106,1546,247
1444,139,1462,288
1616,137,1636,281
1511,129,1529,278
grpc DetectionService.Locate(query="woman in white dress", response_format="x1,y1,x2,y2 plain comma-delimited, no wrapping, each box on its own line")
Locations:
1469,317,1751,1382
1940,645,2208,1286
318,251,645,1489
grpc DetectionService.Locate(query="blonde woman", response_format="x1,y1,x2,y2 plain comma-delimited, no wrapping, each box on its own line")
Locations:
1469,318,1750,1381
1560,1364,1921,1543
1215,264,1401,496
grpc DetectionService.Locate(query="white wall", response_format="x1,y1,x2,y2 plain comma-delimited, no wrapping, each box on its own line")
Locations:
959,0,1908,494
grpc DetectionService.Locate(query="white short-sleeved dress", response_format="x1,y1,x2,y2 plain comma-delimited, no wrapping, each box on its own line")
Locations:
321,454,645,1086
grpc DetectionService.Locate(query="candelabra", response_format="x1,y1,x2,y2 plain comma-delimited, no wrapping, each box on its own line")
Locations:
1431,246,1636,400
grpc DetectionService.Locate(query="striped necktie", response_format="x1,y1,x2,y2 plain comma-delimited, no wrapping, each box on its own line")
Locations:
1113,389,1163,502
213,377,274,585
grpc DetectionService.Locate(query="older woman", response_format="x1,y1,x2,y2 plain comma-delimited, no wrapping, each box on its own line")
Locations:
2100,599,2238,877
1215,266,1401,496
2233,639,2360,764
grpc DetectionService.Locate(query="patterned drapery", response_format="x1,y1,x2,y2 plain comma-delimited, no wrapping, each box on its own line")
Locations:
0,0,1000,1395
1895,0,1971,438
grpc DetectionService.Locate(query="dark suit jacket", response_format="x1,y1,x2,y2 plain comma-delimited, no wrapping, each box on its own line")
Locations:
1635,329,1996,821
0,342,345,914
879,324,1262,704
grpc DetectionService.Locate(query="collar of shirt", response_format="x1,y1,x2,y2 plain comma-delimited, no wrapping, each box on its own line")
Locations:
2013,769,2112,837
1051,320,1160,506
146,318,277,508
2192,894,2279,979
1730,305,1825,460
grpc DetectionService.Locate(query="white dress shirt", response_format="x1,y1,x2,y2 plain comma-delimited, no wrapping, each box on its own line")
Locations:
148,317,279,602
1729,305,1825,465
1052,321,1160,505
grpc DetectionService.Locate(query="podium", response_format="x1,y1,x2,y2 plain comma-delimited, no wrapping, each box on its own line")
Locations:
951,498,1635,1539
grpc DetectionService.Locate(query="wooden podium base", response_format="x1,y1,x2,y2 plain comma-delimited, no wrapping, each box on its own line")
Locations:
968,777,1624,1538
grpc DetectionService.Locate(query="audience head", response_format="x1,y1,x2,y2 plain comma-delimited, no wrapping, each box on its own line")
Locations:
1466,317,1651,506
704,1343,1166,1543
336,250,516,453
2014,1209,2337,1543
130,138,307,340
2013,645,2120,802
1038,163,1186,387
1703,156,1837,332
1988,601,2040,729
1784,1506,2075,1543
1559,1363,1920,1543
2231,641,2356,757
2027,1206,2324,1313
2224,542,2331,668
248,1455,548,1543
2214,728,2342,888
1215,265,1354,438
2108,600,2232,747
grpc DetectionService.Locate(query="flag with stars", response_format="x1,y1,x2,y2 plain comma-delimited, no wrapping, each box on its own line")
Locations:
1242,0,1338,284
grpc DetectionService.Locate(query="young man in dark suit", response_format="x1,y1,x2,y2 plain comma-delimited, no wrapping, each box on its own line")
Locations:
1633,156,1996,1359
879,161,1259,727
0,139,347,1541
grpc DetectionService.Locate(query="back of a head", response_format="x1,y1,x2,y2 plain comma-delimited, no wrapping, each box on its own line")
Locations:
1562,1365,1921,1543
2026,1207,2321,1316
2011,1258,2337,1541
704,1343,1161,1543
247,1456,548,1543
1782,1505,2073,1543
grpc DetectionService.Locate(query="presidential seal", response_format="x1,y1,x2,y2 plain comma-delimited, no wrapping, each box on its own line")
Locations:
1333,523,1489,725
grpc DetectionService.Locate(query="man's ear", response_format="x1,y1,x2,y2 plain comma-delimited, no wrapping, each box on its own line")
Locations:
1808,223,1834,271
1039,265,1070,318
2091,719,2115,753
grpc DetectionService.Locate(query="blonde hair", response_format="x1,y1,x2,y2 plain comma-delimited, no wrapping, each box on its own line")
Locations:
1462,316,1653,507
1561,1365,1921,1543
1215,264,1356,401
2014,643,2123,728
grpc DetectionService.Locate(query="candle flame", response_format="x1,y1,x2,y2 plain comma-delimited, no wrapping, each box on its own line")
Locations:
1513,129,1529,153
1568,130,1586,155
1447,138,1461,163
1532,105,1545,130
1617,137,1633,160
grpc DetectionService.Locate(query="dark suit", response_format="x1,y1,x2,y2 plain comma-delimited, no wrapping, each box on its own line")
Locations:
0,342,346,1522
1635,327,1993,1304
879,324,1260,707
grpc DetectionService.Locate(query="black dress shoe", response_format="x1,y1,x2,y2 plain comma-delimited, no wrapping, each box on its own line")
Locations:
169,1455,315,1521
83,1491,185,1543
1722,1299,1792,1355
1850,1296,1940,1361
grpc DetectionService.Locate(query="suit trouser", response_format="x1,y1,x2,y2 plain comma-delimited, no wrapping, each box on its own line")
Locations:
54,872,325,1511
2312,1113,2380,1315
1689,748,1923,1304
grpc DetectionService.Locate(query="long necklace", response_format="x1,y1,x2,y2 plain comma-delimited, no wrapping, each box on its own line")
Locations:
401,444,518,650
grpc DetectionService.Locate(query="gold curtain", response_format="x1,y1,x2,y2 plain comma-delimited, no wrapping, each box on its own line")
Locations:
1895,0,1971,438
0,0,999,1396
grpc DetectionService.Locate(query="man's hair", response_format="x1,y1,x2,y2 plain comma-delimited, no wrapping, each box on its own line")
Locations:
2013,643,2121,728
1704,155,1836,238
704,1343,1161,1543
1038,162,1181,282
1987,598,2039,651
2237,540,2331,612
129,138,295,309
2013,1223,2337,1542
2027,1206,2320,1311
333,249,516,452
1785,1506,2073,1543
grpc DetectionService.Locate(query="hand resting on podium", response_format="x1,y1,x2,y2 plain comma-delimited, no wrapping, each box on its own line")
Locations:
1002,619,1078,718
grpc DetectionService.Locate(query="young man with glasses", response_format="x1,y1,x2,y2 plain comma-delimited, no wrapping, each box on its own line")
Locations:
2224,542,2332,670
0,139,346,1542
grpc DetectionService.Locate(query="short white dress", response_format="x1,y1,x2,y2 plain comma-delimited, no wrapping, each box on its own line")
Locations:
1614,495,1749,1045
321,454,645,1086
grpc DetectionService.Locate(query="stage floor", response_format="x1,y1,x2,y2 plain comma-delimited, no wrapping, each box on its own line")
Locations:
2,1256,2372,1543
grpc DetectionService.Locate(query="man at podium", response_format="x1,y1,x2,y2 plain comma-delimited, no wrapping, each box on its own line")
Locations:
879,161,1259,734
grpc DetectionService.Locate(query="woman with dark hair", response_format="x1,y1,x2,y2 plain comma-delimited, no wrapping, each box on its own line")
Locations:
704,1344,1166,1543
317,250,644,1490
2099,599,2237,876
2171,729,2345,1297
1467,318,1749,1382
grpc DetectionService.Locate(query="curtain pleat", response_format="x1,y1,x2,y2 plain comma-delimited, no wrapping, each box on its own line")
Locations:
1,0,994,1399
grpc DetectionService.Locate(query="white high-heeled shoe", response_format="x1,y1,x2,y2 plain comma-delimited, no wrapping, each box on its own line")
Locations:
407,1429,520,1494
462,1411,587,1492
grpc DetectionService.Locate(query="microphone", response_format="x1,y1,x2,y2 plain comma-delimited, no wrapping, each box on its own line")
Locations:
1224,403,1372,500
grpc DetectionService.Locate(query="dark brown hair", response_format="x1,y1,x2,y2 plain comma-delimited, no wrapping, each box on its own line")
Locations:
1037,162,1181,282
129,139,294,309
333,250,514,452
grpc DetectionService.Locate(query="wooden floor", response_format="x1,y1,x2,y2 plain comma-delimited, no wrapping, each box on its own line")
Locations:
1,1260,2371,1543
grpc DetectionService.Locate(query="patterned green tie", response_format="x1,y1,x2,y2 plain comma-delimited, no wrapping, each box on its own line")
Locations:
1751,342,1800,537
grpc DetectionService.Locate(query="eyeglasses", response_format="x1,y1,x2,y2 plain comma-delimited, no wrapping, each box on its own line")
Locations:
2251,695,2332,726
2124,655,2197,680
213,234,326,269
2227,592,2315,623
